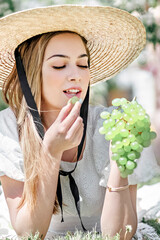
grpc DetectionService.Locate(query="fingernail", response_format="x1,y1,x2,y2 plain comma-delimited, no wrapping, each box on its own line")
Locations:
79,98,83,104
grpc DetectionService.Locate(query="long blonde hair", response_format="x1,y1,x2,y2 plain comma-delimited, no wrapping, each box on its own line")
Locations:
2,31,89,214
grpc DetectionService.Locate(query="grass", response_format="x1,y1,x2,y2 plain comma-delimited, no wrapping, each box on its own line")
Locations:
22,230,121,240
1,230,121,240
142,218,160,237
1,226,135,240
1,219,160,240
2,229,123,240
2,220,160,240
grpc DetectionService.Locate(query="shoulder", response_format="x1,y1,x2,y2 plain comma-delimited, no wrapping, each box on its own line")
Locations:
0,107,19,142
0,108,24,181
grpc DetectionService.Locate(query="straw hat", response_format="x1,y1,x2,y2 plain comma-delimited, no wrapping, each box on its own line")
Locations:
0,5,146,89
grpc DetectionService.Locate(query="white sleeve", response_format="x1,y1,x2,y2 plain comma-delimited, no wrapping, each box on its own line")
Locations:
0,108,24,182
90,105,112,188
128,145,160,185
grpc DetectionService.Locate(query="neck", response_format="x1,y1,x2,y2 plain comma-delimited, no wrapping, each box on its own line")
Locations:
41,102,61,130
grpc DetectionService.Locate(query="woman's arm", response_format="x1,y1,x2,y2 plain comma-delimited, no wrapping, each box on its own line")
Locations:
101,160,137,240
0,101,84,239
0,152,61,240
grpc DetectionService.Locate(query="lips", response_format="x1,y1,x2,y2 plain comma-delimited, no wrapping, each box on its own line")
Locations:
63,87,82,98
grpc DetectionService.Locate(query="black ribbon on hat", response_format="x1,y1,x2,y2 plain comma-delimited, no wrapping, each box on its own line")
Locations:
14,48,89,231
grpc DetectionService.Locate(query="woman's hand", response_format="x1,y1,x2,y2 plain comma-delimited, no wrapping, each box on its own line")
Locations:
43,101,84,157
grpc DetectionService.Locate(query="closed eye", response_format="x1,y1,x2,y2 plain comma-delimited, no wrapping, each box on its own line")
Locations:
52,65,89,69
77,65,89,68
52,66,65,69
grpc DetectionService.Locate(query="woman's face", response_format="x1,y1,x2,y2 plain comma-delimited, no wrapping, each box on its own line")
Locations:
41,33,90,110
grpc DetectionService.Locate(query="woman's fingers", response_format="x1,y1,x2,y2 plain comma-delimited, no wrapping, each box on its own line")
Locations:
61,101,82,132
56,102,73,123
43,101,83,153
66,116,84,141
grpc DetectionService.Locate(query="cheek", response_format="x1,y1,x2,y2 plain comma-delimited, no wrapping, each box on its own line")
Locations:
41,67,60,100
42,66,63,90
83,70,90,85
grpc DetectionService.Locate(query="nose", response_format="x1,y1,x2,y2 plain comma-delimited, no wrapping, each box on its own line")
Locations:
67,66,81,82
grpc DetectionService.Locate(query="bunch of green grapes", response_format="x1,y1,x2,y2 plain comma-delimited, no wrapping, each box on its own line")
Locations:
99,98,157,178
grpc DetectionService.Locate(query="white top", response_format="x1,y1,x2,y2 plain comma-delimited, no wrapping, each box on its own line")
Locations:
0,106,160,238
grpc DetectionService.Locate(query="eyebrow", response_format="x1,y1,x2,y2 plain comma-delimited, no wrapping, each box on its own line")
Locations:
47,54,88,60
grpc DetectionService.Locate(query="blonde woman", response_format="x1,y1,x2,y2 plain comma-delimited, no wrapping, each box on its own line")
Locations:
0,5,159,240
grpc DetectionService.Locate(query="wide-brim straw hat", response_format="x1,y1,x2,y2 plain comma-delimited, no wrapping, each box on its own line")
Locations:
0,5,146,89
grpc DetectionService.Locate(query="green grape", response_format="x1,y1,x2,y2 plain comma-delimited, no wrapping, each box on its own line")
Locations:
135,151,141,159
141,131,150,141
100,111,110,119
117,148,125,155
124,145,131,152
136,126,144,133
111,153,120,161
120,129,129,137
111,109,122,119
112,134,122,143
130,128,139,135
120,98,127,105
111,127,119,136
137,112,145,120
136,104,143,111
130,108,137,115
128,117,135,124
68,96,79,104
118,165,125,172
103,120,111,129
127,151,136,160
126,161,136,170
130,141,139,150
99,126,107,135
122,113,129,121
111,144,118,153
136,135,143,144
120,168,134,178
120,171,129,178
143,114,150,123
134,161,137,169
105,131,114,140
125,168,134,175
125,122,134,130
150,131,157,140
131,100,138,106
128,134,136,142
112,98,121,106
137,120,145,128
116,120,125,130
136,144,143,153
115,141,123,149
142,140,151,147
131,114,138,122
122,103,131,113
144,124,151,132
108,118,116,127
122,138,130,146
118,157,127,165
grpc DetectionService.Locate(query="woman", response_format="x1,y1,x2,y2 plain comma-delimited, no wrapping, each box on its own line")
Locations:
0,5,159,240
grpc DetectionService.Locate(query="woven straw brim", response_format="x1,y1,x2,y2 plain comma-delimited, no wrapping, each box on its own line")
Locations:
0,5,146,89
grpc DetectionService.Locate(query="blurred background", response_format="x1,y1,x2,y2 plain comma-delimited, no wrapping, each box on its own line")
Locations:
0,0,160,166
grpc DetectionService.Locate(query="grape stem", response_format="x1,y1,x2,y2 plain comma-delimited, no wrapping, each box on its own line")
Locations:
132,96,137,101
